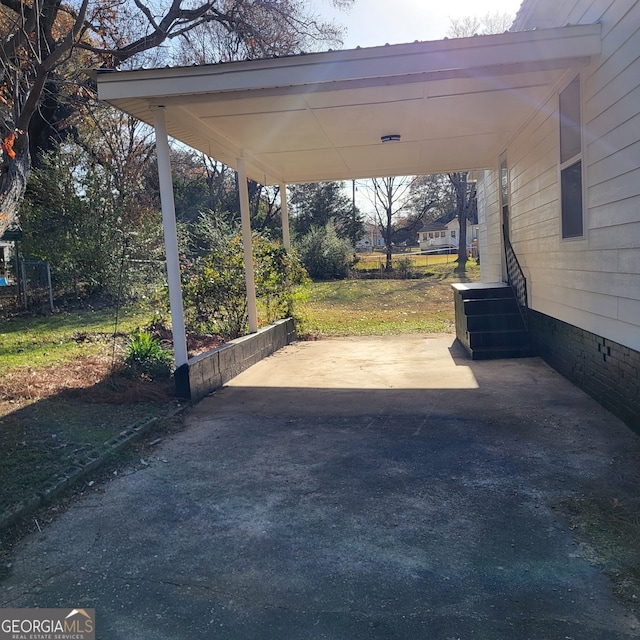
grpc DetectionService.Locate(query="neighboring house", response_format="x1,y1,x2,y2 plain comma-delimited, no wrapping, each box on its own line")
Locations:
476,0,640,429
417,222,449,251
356,223,385,251
418,217,476,253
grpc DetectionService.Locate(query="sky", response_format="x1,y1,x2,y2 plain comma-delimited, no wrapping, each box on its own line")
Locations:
317,0,524,49
312,0,524,218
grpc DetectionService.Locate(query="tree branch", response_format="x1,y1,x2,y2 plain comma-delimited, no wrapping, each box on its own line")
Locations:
16,0,90,133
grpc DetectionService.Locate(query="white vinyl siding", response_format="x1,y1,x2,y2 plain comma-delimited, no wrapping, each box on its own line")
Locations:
478,169,502,282
482,0,640,350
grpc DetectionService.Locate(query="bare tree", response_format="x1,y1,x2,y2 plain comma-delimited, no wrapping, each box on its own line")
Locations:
0,0,354,238
448,172,477,269
448,11,514,38
369,176,414,271
444,12,508,269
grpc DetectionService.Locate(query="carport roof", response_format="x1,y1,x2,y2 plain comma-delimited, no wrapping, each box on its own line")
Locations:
97,24,600,185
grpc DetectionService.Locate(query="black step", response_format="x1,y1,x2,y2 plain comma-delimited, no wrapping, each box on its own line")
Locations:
453,283,514,300
452,281,537,361
463,297,519,315
469,344,537,360
467,328,530,349
464,313,523,332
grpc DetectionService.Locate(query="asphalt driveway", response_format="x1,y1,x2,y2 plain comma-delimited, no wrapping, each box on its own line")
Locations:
1,335,639,639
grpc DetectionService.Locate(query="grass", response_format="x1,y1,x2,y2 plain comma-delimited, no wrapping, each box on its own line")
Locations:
0,305,156,369
301,259,479,337
0,304,180,517
353,251,463,271
302,279,455,336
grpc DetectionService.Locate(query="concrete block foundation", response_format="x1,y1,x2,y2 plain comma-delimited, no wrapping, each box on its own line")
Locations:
175,318,296,401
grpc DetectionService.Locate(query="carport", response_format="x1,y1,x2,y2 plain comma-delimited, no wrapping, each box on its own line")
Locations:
96,24,601,367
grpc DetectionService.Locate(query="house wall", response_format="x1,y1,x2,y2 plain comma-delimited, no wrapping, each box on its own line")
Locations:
481,0,640,352
419,220,476,252
418,229,449,250
528,309,640,433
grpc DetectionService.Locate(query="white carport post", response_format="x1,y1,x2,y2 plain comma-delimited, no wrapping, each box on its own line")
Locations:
237,158,258,333
279,183,291,251
151,106,188,368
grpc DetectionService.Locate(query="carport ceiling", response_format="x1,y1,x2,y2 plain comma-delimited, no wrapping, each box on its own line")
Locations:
97,24,600,185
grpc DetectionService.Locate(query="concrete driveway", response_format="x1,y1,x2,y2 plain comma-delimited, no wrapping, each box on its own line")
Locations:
2,335,640,639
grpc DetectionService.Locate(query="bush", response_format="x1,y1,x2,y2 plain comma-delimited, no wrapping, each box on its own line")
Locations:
396,257,416,279
20,141,165,303
124,330,173,379
182,235,248,338
180,211,309,338
254,235,309,324
296,222,356,280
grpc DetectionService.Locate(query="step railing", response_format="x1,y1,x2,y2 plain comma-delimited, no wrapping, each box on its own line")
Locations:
504,234,528,328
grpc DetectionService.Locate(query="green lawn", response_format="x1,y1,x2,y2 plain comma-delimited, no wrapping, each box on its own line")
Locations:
354,251,462,270
301,260,479,337
301,279,455,336
0,304,178,517
0,305,157,370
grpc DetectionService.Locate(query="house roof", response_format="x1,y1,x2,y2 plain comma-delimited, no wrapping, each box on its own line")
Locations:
97,24,600,186
419,222,447,232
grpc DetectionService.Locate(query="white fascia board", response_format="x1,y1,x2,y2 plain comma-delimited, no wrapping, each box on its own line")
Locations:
97,24,601,103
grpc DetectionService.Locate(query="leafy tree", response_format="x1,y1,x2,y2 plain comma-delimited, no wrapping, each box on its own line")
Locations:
395,173,455,245
0,0,354,238
165,150,285,236
289,181,364,244
20,140,163,300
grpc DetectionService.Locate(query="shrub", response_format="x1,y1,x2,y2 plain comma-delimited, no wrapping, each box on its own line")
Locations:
180,212,309,338
182,235,248,338
254,236,309,323
296,222,356,280
396,257,416,279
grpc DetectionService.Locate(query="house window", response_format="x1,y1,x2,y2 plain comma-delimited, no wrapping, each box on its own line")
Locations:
429,232,434,239
451,230,456,238
559,75,583,238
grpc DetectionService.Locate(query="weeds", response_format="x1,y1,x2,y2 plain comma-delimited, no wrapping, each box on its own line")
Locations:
123,330,173,380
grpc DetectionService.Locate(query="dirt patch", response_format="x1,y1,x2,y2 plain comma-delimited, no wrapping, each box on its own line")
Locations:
558,491,640,618
150,326,225,358
0,331,225,413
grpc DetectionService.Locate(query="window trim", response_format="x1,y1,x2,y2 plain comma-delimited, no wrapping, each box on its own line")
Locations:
559,73,585,241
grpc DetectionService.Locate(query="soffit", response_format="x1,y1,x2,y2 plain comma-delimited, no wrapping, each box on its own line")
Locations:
97,24,601,185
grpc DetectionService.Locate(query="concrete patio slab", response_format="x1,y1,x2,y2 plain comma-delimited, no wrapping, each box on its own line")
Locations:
1,335,639,639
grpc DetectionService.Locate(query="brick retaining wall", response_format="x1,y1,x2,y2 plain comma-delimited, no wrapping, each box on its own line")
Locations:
529,309,640,433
